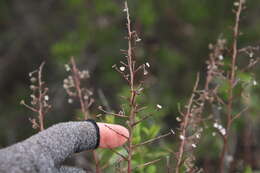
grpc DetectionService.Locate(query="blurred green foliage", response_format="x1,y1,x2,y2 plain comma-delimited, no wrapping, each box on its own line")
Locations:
0,0,260,172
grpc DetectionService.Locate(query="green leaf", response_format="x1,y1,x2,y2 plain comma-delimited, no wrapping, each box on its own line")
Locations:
105,115,115,124
149,125,160,138
145,165,156,173
244,166,252,173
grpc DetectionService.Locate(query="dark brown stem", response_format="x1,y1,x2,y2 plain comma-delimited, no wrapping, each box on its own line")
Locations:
133,132,171,148
175,74,200,173
124,2,136,172
93,151,101,173
70,57,89,119
219,1,243,172
70,57,100,172
38,62,45,131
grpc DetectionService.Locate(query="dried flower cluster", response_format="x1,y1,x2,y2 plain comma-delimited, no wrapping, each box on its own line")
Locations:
98,2,172,172
174,74,205,173
63,57,94,119
21,62,51,131
201,1,259,172
63,57,101,172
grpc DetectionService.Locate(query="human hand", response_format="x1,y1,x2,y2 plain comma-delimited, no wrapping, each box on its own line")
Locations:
0,120,129,173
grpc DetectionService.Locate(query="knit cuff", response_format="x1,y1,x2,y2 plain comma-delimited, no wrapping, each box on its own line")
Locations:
85,119,100,149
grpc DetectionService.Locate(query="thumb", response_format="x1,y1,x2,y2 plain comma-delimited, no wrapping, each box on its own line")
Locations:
97,123,129,148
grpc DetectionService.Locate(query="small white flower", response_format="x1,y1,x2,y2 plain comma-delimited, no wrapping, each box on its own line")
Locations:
65,64,70,72
253,80,257,86
218,124,223,130
84,95,89,100
119,66,125,71
63,84,68,89
249,52,254,58
30,77,37,83
80,70,90,79
156,104,162,109
179,135,185,140
68,98,73,104
192,144,197,148
143,69,148,75
136,38,141,42
234,2,239,6
176,117,181,122
138,87,144,93
145,62,150,68
226,155,234,162
30,85,36,90
123,8,127,12
212,132,216,136
219,55,224,60
196,134,200,139
64,79,69,84
44,95,49,101
220,128,226,136
213,122,219,128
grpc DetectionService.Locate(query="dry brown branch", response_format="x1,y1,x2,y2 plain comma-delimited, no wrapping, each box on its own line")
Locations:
98,106,128,118
63,57,100,173
230,106,249,123
123,2,137,172
109,148,128,161
175,74,201,173
21,62,51,131
133,132,172,148
131,114,152,127
104,124,129,140
132,158,162,170
219,1,244,172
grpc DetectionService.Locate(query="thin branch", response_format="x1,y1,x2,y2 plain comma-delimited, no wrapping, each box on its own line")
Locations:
133,132,172,148
104,124,129,140
231,106,249,123
175,74,200,173
109,148,128,161
131,114,153,127
70,57,89,119
20,101,38,112
38,62,45,131
98,106,128,118
133,158,162,170
219,1,244,172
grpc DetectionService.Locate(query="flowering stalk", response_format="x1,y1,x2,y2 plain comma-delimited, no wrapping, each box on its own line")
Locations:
21,62,51,131
124,2,135,172
114,2,171,172
63,57,99,173
175,74,205,173
219,0,244,172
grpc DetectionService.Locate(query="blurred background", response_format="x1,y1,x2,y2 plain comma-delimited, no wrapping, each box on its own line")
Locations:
1,0,260,172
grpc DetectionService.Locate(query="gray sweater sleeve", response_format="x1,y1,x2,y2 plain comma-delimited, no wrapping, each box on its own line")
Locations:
0,121,100,173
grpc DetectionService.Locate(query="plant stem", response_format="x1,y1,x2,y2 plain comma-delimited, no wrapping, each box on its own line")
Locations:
175,75,200,173
93,151,101,173
38,62,45,131
219,1,243,172
70,57,89,119
124,2,136,173
70,57,100,172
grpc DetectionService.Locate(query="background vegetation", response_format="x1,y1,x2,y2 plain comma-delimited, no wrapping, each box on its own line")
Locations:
1,0,260,172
